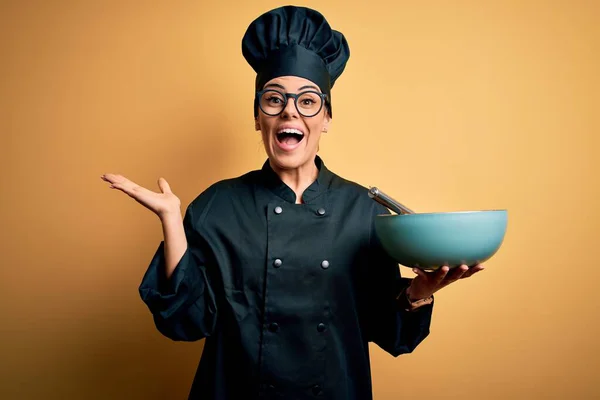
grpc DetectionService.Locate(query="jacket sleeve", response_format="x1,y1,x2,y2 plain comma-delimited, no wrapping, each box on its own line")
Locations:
366,204,433,357
138,190,219,342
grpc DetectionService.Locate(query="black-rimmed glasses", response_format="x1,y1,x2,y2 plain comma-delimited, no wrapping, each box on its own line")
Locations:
256,89,328,117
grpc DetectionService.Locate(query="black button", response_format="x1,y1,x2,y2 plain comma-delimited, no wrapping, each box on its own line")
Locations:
269,322,279,332
274,206,283,214
317,208,326,216
321,260,330,269
273,259,282,268
268,384,275,391
312,384,322,395
317,323,326,332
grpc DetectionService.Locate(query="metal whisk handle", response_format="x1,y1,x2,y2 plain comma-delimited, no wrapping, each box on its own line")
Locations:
368,187,415,215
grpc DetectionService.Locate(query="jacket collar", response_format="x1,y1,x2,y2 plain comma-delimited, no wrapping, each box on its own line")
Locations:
260,155,334,204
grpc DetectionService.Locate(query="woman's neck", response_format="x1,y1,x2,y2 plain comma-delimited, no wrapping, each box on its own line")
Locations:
270,159,319,204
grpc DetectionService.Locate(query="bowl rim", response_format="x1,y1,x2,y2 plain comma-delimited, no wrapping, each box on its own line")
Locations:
376,209,507,217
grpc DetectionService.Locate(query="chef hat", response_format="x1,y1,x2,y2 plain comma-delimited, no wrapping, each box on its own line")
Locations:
242,5,350,117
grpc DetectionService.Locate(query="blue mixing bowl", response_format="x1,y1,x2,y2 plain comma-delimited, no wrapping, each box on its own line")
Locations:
374,210,508,270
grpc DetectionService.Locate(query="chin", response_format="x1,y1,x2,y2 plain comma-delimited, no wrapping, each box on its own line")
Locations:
268,148,315,170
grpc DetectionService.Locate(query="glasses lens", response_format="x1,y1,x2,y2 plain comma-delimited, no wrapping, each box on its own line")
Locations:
259,90,285,115
297,92,323,117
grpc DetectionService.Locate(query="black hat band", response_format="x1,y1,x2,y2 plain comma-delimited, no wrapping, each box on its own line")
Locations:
255,44,331,100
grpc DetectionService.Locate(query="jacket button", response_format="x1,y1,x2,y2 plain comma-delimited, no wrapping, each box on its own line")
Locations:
321,260,330,269
274,206,283,214
273,259,282,268
268,322,279,332
317,208,326,216
317,323,326,332
312,384,322,395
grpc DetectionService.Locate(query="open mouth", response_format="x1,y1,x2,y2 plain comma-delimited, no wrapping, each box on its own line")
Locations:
276,128,305,146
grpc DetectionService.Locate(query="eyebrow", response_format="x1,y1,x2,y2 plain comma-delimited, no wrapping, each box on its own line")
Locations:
264,83,286,90
299,85,320,91
263,83,321,92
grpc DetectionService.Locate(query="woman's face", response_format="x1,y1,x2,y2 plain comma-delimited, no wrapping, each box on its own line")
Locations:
255,76,331,172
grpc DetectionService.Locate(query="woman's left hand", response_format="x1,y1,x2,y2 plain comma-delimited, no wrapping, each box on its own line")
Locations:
406,264,484,300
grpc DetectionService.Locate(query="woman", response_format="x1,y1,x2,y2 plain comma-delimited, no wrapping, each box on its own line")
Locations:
101,6,482,399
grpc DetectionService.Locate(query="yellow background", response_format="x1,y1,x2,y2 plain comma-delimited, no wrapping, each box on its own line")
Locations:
1,0,598,399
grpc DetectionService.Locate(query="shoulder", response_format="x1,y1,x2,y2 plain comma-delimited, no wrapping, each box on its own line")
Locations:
185,169,261,222
327,170,391,217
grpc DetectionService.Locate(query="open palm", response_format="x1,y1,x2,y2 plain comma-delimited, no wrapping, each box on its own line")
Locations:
407,264,485,300
101,174,181,219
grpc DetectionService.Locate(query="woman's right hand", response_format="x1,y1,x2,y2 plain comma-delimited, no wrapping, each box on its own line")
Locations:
101,174,181,220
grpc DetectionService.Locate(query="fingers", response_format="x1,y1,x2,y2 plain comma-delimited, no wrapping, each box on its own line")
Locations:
157,177,172,194
101,173,132,188
413,263,483,281
410,263,485,298
462,263,485,278
412,265,450,282
412,268,427,278
440,263,483,286
445,264,468,281
101,174,120,190
434,265,450,285
101,173,142,196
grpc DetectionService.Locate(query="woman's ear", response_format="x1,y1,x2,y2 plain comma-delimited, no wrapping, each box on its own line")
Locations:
255,118,261,131
322,113,331,133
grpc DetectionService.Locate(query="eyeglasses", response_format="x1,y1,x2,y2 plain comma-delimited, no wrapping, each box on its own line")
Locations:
256,89,328,118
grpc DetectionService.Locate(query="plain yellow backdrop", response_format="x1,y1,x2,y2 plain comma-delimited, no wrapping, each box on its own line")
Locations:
1,0,598,399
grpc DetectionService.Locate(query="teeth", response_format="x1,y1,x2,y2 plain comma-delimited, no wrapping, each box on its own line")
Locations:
277,128,304,136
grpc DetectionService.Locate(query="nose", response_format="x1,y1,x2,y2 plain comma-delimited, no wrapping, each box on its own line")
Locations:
280,95,299,119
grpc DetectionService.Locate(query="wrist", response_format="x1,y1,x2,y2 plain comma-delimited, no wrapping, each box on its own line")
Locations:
159,210,183,225
398,285,433,311
406,285,426,302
